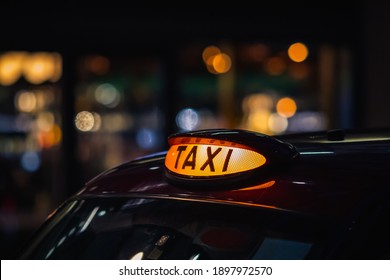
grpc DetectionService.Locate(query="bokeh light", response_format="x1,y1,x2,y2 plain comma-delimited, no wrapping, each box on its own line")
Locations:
288,42,309,62
244,43,270,62
212,53,232,74
36,112,55,132
0,51,25,85
288,111,327,132
136,128,160,150
0,51,62,85
202,45,232,74
94,83,121,108
15,90,37,113
21,151,41,172
101,113,132,132
86,55,110,75
176,108,199,131
265,56,286,75
23,52,60,84
268,113,288,134
75,111,95,132
202,45,221,63
276,97,297,118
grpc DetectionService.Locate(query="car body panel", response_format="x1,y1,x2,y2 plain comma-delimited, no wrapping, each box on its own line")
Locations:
16,128,390,260
78,129,390,221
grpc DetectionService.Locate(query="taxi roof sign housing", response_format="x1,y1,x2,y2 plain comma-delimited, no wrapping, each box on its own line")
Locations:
164,129,299,189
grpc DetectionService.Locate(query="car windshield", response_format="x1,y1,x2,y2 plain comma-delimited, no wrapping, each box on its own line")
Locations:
19,197,338,260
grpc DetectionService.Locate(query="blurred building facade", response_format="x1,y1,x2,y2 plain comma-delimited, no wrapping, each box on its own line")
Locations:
1,1,386,258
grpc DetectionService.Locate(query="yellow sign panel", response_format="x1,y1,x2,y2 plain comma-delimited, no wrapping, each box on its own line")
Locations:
165,137,267,177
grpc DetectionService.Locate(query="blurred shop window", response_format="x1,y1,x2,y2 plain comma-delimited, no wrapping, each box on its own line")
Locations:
74,54,165,182
0,51,63,258
174,41,353,135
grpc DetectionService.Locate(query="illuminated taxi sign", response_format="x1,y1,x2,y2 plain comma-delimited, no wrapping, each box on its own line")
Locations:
165,137,267,177
164,129,299,189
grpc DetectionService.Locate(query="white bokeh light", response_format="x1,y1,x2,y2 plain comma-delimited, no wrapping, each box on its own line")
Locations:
176,108,199,131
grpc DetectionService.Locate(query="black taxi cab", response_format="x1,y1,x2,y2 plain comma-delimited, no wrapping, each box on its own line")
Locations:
16,128,390,260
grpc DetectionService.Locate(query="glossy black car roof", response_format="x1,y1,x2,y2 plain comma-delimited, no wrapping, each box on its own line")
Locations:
76,128,390,222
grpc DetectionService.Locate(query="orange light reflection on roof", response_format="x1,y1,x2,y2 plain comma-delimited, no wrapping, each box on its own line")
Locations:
232,180,275,191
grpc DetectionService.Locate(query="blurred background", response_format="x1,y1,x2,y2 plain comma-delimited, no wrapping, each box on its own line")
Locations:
1,1,389,259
